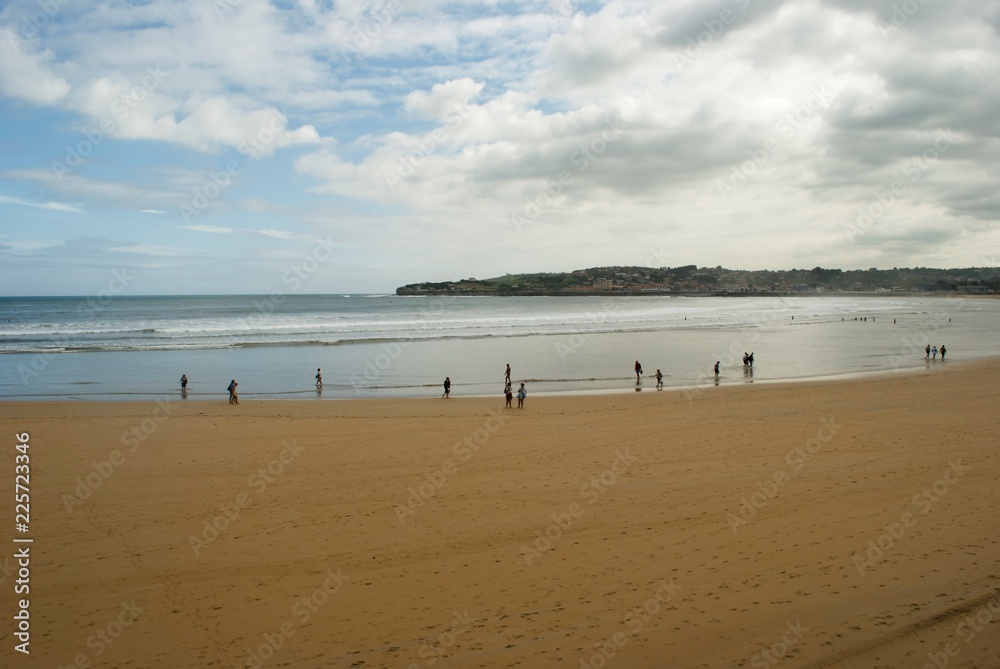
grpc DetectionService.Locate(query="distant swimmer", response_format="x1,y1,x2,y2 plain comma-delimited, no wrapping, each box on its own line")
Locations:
654,369,663,389
443,376,451,398
634,360,643,382
315,368,323,389
714,361,720,376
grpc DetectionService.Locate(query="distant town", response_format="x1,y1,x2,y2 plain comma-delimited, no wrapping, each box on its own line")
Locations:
396,265,1000,296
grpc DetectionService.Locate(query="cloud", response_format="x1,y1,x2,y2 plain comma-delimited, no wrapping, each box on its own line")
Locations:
5,169,181,211
0,28,71,104
404,78,484,120
106,244,199,256
135,97,322,155
253,228,343,245
177,224,234,234
0,194,81,212
0,239,66,253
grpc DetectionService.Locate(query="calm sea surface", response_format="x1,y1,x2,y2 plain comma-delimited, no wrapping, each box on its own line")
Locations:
0,294,996,400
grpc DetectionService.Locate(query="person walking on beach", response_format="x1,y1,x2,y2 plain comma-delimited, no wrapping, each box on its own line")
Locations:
714,361,720,376
654,369,663,389
228,379,239,404
516,383,526,409
743,352,749,367
180,373,188,390
748,352,755,368
634,360,643,382
504,381,513,408
932,345,938,359
505,363,511,384
940,344,946,360
315,368,323,390
925,344,931,359
443,376,451,398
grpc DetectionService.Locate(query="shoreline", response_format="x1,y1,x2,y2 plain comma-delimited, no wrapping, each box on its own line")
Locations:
0,354,970,402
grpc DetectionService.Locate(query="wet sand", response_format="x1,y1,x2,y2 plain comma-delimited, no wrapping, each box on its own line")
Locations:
1,359,998,668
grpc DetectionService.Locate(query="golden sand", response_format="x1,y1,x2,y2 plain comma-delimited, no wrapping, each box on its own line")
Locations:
1,360,999,668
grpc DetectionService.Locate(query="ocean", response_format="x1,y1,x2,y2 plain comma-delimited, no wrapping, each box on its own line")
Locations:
0,294,996,401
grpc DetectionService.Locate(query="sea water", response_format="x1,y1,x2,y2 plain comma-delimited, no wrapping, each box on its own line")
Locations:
0,294,996,400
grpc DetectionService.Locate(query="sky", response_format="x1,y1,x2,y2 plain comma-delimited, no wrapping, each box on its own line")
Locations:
0,0,998,295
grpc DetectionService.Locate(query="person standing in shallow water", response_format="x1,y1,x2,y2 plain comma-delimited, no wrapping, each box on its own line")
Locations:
940,344,946,360
653,369,663,389
714,361,720,376
315,368,323,390
181,374,188,390
634,360,643,382
505,363,511,384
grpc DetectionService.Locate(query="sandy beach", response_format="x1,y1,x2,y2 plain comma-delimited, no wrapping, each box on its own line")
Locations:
1,360,999,669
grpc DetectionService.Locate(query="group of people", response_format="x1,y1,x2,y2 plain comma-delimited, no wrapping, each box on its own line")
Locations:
502,364,526,408
925,344,947,360
635,362,666,389
634,359,723,390
742,352,755,367
444,363,526,408
181,374,240,403
504,380,527,408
